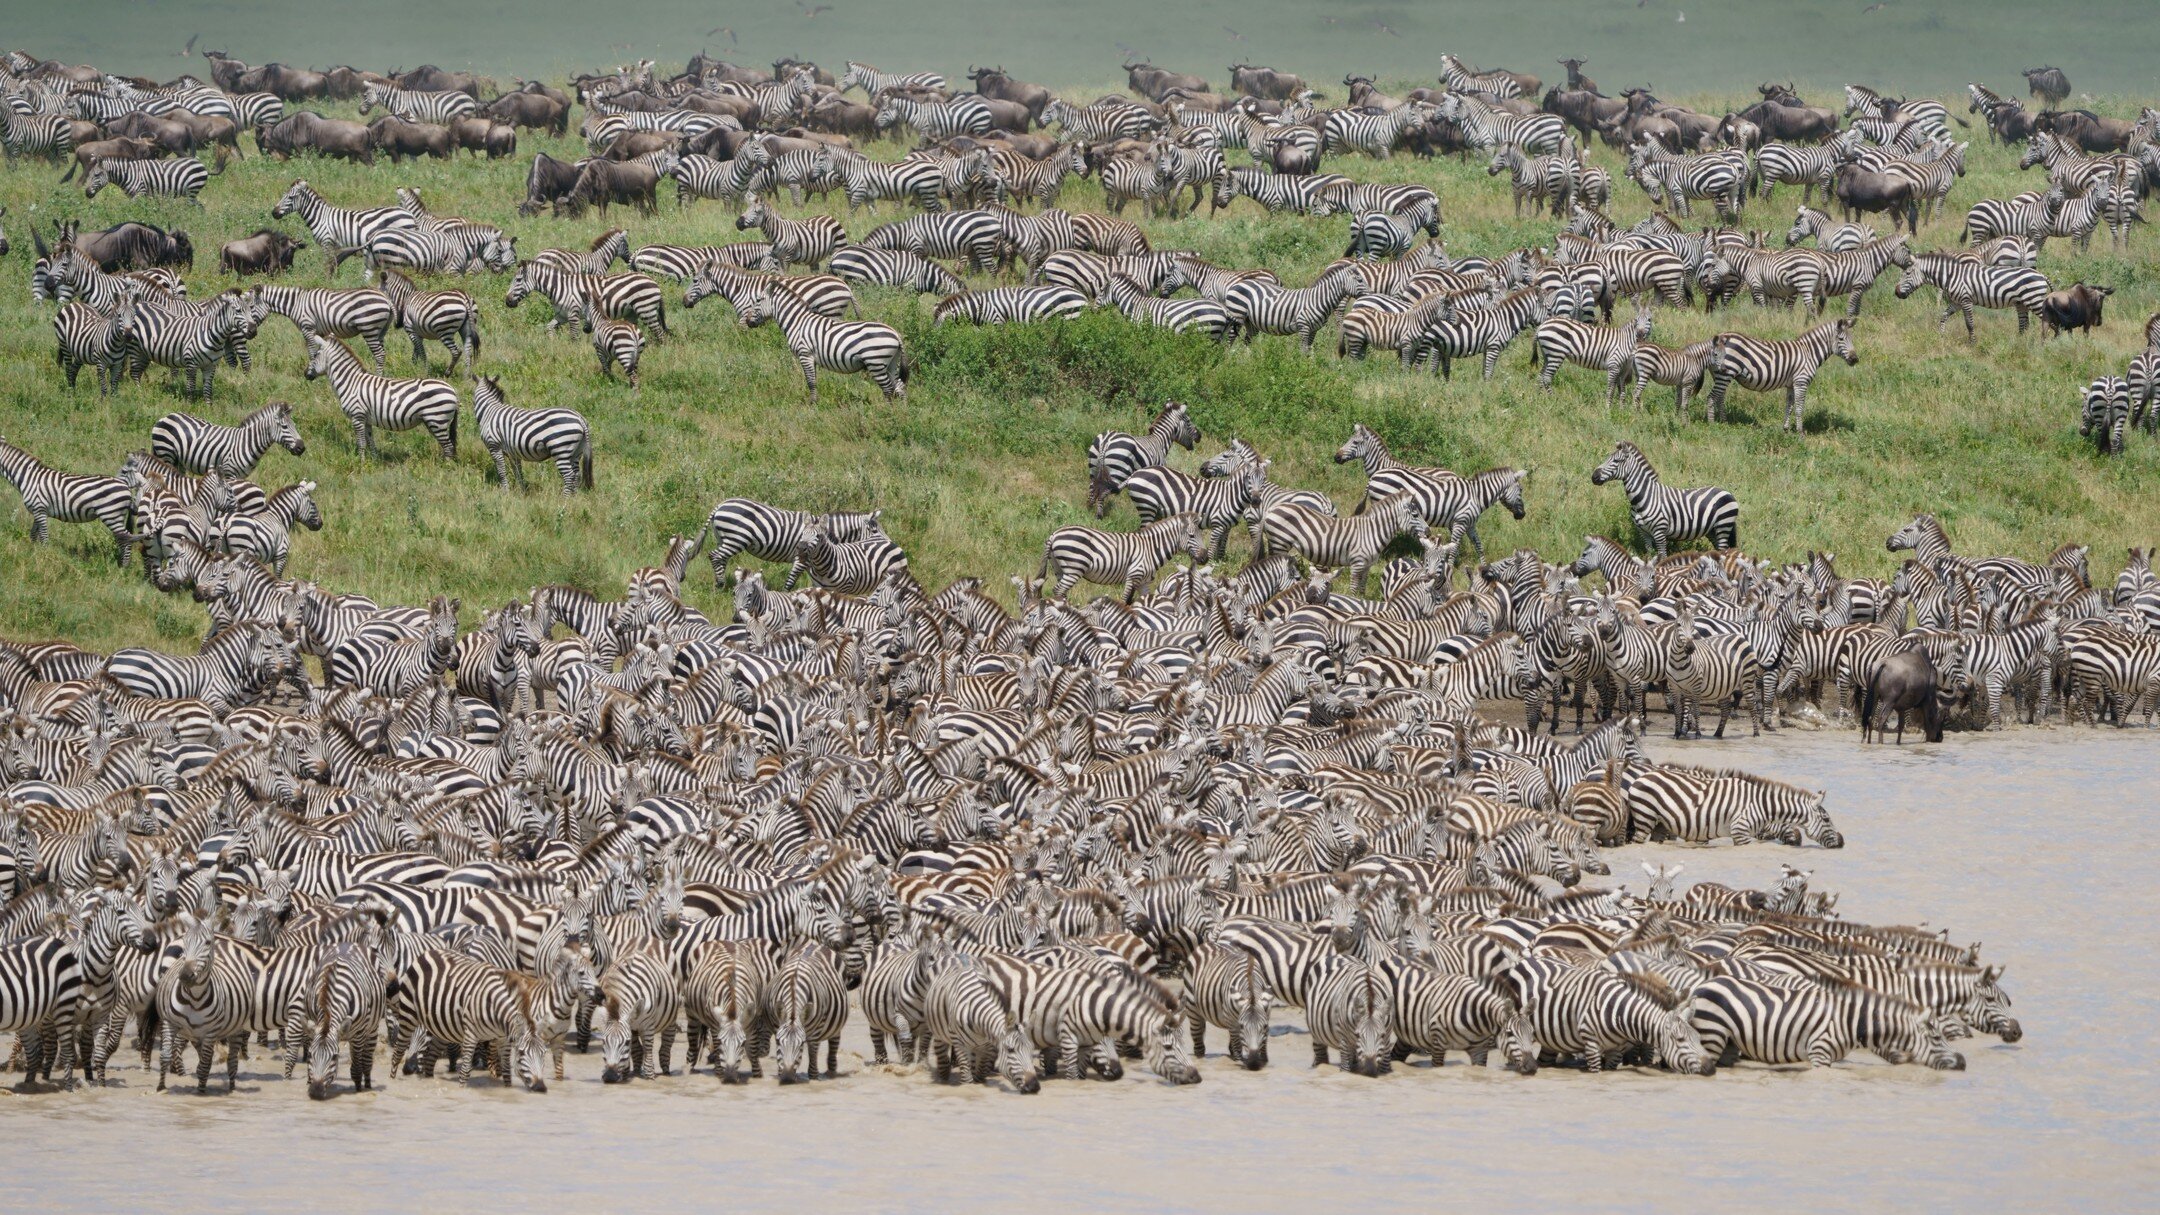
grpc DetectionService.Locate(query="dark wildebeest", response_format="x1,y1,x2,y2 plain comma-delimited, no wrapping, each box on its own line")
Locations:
2042,282,2113,337
367,116,455,163
1986,101,2040,144
55,220,193,271
968,67,1053,123
1861,645,1958,744
1738,98,1841,142
601,130,683,161
104,111,204,157
483,90,570,137
1557,57,1599,95
2036,108,2138,153
220,228,306,276
806,95,879,141
1126,61,1208,103
1544,87,1628,143
163,110,244,161
1833,163,1921,234
772,57,835,86
256,112,377,164
685,125,766,160
321,67,379,100
2023,66,2071,109
1228,64,1310,101
397,64,481,97
60,137,161,182
974,129,1063,160
555,157,662,217
522,152,587,216
449,117,516,158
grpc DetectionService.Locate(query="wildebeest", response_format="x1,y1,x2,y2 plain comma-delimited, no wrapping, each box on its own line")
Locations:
397,64,481,97
53,220,193,271
368,116,455,162
256,112,376,164
2042,282,2113,337
555,157,664,217
220,228,306,276
522,152,587,216
1126,61,1209,103
2023,66,2071,109
601,131,683,161
1228,64,1309,101
773,57,835,86
448,117,517,159
968,66,1053,123
2035,108,2138,153
1833,163,1921,234
1861,646,1956,744
1544,87,1628,143
60,137,161,182
104,111,206,157
1557,57,1599,95
1737,97,1840,142
806,95,880,141
482,89,571,137
322,67,380,100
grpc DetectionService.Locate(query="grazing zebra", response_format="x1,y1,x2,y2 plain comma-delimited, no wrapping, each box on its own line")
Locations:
374,269,480,373
216,480,321,576
686,262,858,322
771,941,850,1083
1343,210,1422,261
1123,462,1263,558
272,180,420,273
1630,339,1718,416
150,402,305,478
586,315,644,389
1533,308,1654,403
933,286,1089,326
0,432,135,564
669,151,772,209
1210,167,1345,217
737,280,909,403
1258,493,1426,594
1104,275,1233,341
1489,142,1580,216
1326,182,1443,235
0,934,85,1088
109,293,255,403
387,948,554,1091
876,95,995,142
337,225,508,276
826,249,963,301
50,302,124,396
1040,513,1204,602
1225,265,1362,349
84,157,211,205
862,209,1004,274
505,261,669,336
1507,956,1712,1075
294,940,386,1099
1086,401,1201,515
1692,974,1962,1069
631,241,779,281
1322,104,1434,159
1591,441,1738,557
0,104,73,161
471,375,592,494
1704,318,1859,431
361,82,479,123
1409,286,1550,380
736,194,848,272
1036,249,1182,301
245,283,397,372
1893,253,2049,341
302,336,460,460
2081,376,2134,456
831,153,945,213
1439,92,1567,153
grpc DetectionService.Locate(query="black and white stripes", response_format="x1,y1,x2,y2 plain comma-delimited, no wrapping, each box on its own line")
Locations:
1590,440,1738,558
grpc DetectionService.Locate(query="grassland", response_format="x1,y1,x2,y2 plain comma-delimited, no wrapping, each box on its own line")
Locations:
0,77,2155,653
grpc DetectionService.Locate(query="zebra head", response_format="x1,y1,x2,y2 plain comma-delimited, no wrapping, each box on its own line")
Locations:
1800,792,1844,849
995,1014,1043,1095
305,1029,342,1100
271,179,312,220
82,163,112,199
1589,441,1638,487
1885,513,1939,554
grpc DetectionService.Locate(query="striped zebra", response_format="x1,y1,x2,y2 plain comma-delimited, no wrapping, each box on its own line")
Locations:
293,940,385,1098
1631,339,1718,416
922,954,1043,1092
1210,167,1344,216
325,594,457,695
374,269,480,373
1488,142,1580,216
861,209,1003,274
876,95,994,142
2128,341,2160,435
1624,763,1842,845
1322,103,1434,159
150,402,304,478
770,941,849,1083
1768,236,1913,318
2018,132,2118,193
591,942,683,1082
979,146,1082,211
1704,318,1858,431
1103,275,1232,342
933,286,1089,326
1505,955,1713,1074
272,180,420,274
386,948,555,1091
81,153,209,203
108,292,255,403
106,624,298,709
2082,375,2133,455
1326,182,1442,235
1893,253,2049,341
1258,493,1425,594
2062,625,2160,726
1591,440,1737,557
1438,92,1566,152
668,151,771,209
737,280,909,403
246,282,396,372
831,154,944,214
302,336,459,460
1225,265,1362,349
1043,99,1159,143
1123,462,1263,558
1754,137,1857,204
1844,86,1953,138
505,261,669,336
214,481,319,576
1387,961,1534,1071
1630,142,1747,221
1692,974,1961,1069
50,302,124,396
1036,249,1182,301
1094,154,1174,217
1408,286,1549,380
694,500,883,588
839,62,948,98
1961,190,2056,246
1086,400,1201,514
0,934,84,1088
1786,204,1879,252
735,194,848,272
686,262,858,322
336,225,506,276
0,432,137,564
1440,54,1525,99
1666,603,1770,739
471,375,592,494
1533,308,1653,403
0,104,73,161
798,520,910,594
631,241,779,281
1342,210,1422,261
361,82,479,123
1040,513,1203,602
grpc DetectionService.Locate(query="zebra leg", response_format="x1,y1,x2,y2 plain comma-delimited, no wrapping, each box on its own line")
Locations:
194,1039,214,1094
1312,1040,1329,1068
225,1035,244,1092
1191,1012,1208,1058
1961,301,1977,341
363,334,388,373
797,356,819,404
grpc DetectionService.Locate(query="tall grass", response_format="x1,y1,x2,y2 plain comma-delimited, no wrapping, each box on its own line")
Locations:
0,82,2153,651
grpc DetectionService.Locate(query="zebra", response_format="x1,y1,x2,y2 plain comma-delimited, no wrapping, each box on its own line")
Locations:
859,209,1003,275
1591,441,1738,558
108,292,255,403
214,481,321,575
1408,286,1550,380
50,302,125,396
1489,142,1580,216
336,225,507,276
295,939,385,1098
0,103,73,161
1506,955,1713,1074
1754,139,1855,205
1043,98,1159,143
1225,264,1363,349
505,261,670,336
84,157,211,205
302,335,460,460
272,180,420,274
591,942,682,1082
106,625,298,709
839,62,949,98
770,941,849,1083
1322,103,1434,159
1665,603,1771,739
631,241,779,281
1691,974,1962,1069
1438,92,1566,152
1786,204,1879,252
0,933,84,1088
669,150,772,209
933,286,1089,326
1893,253,2049,342
2062,625,2160,726
2126,346,2160,435
876,94,995,142
325,594,457,695
762,142,839,208
736,194,848,272
580,313,643,389
1122,462,1264,558
1960,614,2063,728
1624,763,1842,846
1704,318,1859,431
922,953,1044,1092
694,500,884,588
1103,275,1233,342
798,521,910,594
1210,167,1344,217
1961,191,2058,246
737,280,909,403
1533,308,1654,403
245,283,397,372
831,153,945,214
374,269,480,374
1257,493,1426,594
686,262,858,322
1768,236,1913,318
1440,53,1524,99
2081,375,2133,456
1630,143,1747,221
979,146,1082,211
471,375,592,494
360,82,479,123
1086,401,1201,515
1037,249,1182,301
1327,182,1443,235
1343,210,1422,261
386,948,556,1090
0,432,138,565
1040,513,1204,602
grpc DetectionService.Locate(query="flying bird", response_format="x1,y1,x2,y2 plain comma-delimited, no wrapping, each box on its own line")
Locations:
705,25,739,45
1224,25,1247,41
1861,2,1887,11
1373,19,1402,37
1115,40,1141,58
1675,10,1685,20
178,34,199,57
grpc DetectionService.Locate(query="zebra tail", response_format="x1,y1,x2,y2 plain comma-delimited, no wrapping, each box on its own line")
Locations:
330,245,367,271
580,443,594,491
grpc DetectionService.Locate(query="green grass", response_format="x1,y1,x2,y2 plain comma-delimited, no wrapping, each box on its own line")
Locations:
0,80,2155,652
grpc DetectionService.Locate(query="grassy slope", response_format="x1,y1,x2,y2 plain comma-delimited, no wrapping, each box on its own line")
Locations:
0,82,2155,652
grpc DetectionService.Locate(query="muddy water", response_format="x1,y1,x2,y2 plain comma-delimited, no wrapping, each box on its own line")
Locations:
4,730,2153,1213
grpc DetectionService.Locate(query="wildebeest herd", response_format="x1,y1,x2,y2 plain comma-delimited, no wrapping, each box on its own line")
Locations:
13,39,2160,1099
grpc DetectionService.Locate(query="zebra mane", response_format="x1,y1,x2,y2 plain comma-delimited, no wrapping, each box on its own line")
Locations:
1653,762,1819,798
1613,968,1687,1010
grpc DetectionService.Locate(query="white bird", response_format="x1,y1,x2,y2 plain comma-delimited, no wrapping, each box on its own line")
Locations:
1676,10,1686,20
